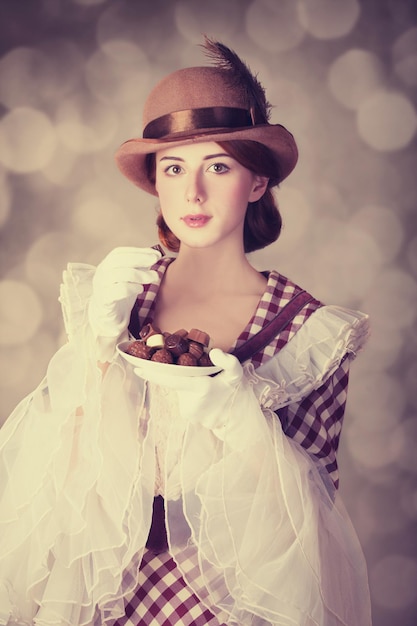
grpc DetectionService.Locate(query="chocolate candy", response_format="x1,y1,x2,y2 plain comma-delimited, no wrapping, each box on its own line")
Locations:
177,352,198,367
127,341,154,360
125,325,214,368
165,333,189,357
151,348,174,364
188,341,204,359
198,352,213,367
139,323,161,340
188,328,210,347
146,333,165,348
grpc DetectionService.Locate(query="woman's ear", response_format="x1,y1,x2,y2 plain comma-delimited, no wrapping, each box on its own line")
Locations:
249,176,269,202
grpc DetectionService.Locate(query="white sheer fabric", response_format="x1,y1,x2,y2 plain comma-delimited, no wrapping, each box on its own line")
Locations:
0,261,372,625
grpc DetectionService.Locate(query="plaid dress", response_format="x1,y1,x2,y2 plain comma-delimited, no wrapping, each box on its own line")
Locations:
115,256,353,626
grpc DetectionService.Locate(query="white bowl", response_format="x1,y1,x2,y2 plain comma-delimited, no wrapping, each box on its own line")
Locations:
117,341,222,377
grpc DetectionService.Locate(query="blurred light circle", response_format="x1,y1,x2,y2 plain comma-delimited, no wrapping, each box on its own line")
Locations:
352,326,404,372
0,345,33,389
328,49,385,110
25,231,85,296
357,90,417,151
41,146,78,187
0,107,57,173
349,204,404,265
267,78,313,132
246,0,305,52
0,47,48,108
0,43,82,109
56,97,118,154
357,484,410,535
71,194,131,240
0,280,43,345
363,268,417,330
85,40,150,105
393,26,417,87
176,0,241,42
347,372,406,432
311,221,381,304
345,418,405,470
370,554,417,610
297,0,360,40
275,187,312,251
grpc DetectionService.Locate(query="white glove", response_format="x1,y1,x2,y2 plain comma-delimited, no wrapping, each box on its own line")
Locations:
88,246,161,361
134,348,243,430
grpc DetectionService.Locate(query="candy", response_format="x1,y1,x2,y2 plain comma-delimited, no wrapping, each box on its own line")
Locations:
124,326,214,368
126,341,154,360
177,352,198,366
151,348,174,364
188,328,210,347
198,352,213,367
146,333,165,348
188,341,204,359
165,333,189,357
139,323,161,340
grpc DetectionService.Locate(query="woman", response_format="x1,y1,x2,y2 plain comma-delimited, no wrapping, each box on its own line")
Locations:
0,40,371,625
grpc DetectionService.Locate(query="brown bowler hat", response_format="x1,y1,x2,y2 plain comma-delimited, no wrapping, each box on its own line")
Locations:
115,39,298,196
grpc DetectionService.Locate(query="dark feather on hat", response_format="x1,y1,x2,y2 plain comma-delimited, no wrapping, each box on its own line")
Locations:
202,36,272,125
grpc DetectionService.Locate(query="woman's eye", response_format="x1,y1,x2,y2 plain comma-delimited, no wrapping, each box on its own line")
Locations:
165,164,183,175
208,162,229,174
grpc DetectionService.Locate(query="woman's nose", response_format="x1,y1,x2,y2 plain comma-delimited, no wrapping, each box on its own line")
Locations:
186,172,205,203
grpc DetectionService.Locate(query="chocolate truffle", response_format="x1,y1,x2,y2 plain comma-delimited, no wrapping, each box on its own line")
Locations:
126,341,154,360
151,348,174,364
177,352,198,367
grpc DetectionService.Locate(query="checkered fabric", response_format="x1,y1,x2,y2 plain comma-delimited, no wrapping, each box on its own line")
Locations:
276,355,350,489
129,254,350,487
111,549,226,626
120,254,352,623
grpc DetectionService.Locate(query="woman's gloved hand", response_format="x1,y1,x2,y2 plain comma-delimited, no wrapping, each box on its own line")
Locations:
88,247,161,362
134,348,243,429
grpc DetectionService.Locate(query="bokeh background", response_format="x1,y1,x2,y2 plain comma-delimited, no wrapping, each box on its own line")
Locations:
0,0,416,623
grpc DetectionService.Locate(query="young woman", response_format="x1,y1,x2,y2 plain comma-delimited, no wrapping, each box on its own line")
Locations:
0,40,372,625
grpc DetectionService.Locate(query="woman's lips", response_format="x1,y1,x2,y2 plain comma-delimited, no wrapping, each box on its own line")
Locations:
181,214,212,228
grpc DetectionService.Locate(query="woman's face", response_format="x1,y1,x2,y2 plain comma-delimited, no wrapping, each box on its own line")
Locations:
154,141,267,251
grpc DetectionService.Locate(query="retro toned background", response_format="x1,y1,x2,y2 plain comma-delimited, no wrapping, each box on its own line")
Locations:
0,1,416,624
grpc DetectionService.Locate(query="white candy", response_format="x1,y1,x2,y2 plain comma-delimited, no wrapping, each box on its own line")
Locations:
146,333,165,348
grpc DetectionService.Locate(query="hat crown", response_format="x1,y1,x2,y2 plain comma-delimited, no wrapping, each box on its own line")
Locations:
142,66,249,131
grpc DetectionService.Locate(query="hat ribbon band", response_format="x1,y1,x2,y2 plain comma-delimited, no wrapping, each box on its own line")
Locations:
143,106,253,139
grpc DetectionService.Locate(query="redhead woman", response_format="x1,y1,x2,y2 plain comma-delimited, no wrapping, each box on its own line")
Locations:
0,39,372,625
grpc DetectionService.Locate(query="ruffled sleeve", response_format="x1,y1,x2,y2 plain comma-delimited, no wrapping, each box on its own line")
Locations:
0,263,156,626
247,305,370,410
243,305,369,489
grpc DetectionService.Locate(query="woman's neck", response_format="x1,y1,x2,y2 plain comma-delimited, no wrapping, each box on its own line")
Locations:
169,243,265,296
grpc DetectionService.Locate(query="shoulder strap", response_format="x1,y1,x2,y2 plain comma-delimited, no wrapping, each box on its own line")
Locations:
231,290,320,364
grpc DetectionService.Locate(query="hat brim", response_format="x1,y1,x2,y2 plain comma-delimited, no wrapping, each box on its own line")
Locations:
114,124,298,196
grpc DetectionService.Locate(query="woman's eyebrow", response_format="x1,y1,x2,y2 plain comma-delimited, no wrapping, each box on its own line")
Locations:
158,152,231,162
203,153,231,160
159,155,185,162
